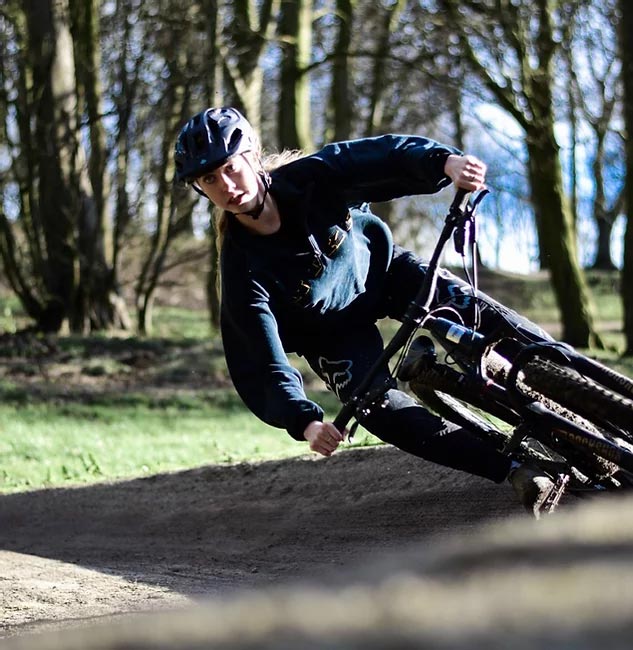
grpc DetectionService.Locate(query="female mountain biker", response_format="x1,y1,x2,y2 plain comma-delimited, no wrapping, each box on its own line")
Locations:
174,106,556,518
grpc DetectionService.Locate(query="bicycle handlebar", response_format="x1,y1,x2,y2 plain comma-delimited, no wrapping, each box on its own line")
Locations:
450,187,470,214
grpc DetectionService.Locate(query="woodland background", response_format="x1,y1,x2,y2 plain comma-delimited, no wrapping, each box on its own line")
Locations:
1,0,632,350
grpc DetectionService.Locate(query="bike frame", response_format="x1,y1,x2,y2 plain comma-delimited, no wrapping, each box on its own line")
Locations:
333,188,477,433
333,189,633,483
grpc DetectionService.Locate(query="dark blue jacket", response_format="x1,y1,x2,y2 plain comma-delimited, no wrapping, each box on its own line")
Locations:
220,134,460,440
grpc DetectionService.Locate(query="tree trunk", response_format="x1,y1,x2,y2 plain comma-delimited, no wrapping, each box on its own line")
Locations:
202,0,222,331
278,0,313,150
592,212,617,270
10,0,128,334
621,0,633,354
526,124,600,347
223,0,278,132
135,57,187,335
0,7,45,322
71,0,131,331
111,0,139,288
327,0,354,142
589,130,617,270
363,0,405,137
563,3,621,271
69,0,109,247
25,0,80,332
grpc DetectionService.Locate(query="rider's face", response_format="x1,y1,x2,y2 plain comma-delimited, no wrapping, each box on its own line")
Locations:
195,154,260,213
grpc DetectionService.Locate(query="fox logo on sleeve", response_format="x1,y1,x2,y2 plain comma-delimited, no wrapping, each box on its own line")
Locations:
317,357,353,398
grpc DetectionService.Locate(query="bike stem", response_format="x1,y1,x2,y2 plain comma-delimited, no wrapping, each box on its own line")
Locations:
333,188,474,433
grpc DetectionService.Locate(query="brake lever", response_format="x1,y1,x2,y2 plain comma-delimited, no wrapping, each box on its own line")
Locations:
452,189,489,255
453,217,472,256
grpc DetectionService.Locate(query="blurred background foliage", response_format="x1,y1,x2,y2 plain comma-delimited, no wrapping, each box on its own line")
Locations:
0,0,632,349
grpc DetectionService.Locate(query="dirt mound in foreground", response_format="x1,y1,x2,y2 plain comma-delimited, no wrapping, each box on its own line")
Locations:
4,446,631,648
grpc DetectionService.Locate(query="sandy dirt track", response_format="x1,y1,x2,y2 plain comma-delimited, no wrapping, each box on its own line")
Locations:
0,446,525,638
3,447,633,649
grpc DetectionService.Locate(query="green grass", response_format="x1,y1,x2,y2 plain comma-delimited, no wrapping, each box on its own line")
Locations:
0,386,379,494
0,298,215,340
0,395,293,493
150,306,215,339
0,293,28,333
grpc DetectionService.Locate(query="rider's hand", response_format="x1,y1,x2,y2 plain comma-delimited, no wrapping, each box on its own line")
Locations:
444,154,487,191
303,421,345,457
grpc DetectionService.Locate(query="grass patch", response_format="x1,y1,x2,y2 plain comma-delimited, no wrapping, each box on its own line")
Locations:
0,396,294,493
150,306,214,340
0,386,378,494
0,293,29,333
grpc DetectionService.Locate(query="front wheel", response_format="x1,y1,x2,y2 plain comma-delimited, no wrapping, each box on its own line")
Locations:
407,357,632,493
518,356,633,441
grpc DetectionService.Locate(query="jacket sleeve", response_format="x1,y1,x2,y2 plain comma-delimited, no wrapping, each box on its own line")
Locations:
307,134,461,205
220,269,324,441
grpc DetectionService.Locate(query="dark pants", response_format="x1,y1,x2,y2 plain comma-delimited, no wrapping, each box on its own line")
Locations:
304,247,552,483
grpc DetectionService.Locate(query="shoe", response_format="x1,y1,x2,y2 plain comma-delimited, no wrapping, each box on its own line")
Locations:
509,464,556,520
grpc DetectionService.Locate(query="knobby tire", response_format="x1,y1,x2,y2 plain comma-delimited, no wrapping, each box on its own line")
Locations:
407,357,633,490
520,357,633,439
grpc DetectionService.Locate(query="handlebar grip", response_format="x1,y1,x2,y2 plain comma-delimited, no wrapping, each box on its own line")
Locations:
450,188,470,213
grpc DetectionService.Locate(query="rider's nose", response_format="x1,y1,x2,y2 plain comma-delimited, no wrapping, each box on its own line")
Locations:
219,172,237,193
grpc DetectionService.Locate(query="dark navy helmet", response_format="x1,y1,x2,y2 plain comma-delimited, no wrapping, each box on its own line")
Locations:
174,107,256,183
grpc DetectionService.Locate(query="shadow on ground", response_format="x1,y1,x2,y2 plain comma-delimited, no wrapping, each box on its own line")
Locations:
2,456,632,648
1,446,522,637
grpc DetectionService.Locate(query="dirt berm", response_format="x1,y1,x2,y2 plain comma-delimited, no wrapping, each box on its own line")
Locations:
2,446,633,649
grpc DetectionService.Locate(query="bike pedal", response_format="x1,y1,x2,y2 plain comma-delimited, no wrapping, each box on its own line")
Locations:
540,473,570,515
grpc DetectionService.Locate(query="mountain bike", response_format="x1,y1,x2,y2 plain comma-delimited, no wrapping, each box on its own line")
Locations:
334,189,633,514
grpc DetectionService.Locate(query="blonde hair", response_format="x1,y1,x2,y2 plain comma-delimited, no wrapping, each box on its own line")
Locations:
212,148,304,293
